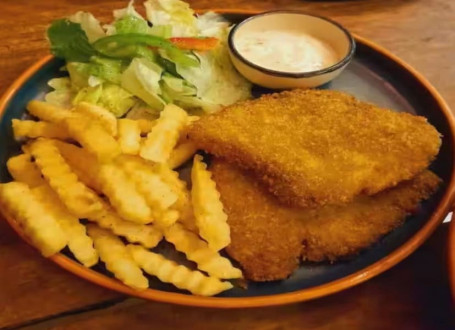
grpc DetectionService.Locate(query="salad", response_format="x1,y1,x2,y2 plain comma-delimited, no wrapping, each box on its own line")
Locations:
45,0,252,119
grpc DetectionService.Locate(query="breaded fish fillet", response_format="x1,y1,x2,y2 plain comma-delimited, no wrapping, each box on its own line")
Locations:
211,159,440,281
189,90,441,208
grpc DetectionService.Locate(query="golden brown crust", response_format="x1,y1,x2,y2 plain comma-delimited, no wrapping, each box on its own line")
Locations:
211,159,440,281
300,170,441,262
189,89,441,208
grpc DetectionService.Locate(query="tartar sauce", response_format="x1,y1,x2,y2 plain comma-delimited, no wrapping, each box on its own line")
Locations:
236,30,339,73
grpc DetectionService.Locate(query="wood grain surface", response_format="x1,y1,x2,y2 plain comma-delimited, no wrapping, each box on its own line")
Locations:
0,0,454,329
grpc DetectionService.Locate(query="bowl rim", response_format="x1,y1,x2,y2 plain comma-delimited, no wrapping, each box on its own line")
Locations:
227,10,356,78
1,8,455,309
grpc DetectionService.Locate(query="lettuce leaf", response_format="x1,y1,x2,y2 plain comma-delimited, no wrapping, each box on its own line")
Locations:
174,33,251,112
121,58,165,110
68,12,105,43
47,19,97,62
115,15,150,34
72,83,136,117
113,0,143,20
144,0,197,37
96,83,137,117
66,57,124,87
44,77,75,108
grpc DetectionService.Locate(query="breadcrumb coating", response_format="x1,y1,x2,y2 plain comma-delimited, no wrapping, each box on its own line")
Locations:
211,159,440,281
189,89,441,208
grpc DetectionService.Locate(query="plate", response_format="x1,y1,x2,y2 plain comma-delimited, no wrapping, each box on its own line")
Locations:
1,10,455,308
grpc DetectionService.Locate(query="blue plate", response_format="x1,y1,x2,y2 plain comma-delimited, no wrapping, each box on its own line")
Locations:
1,12,454,308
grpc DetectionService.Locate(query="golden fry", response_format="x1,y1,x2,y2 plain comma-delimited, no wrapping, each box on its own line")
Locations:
33,185,98,267
164,223,242,279
152,163,197,232
29,138,103,218
53,141,102,193
117,119,141,155
27,100,74,124
12,119,70,140
137,119,155,135
140,104,189,163
64,115,120,161
98,162,153,224
167,142,197,169
128,244,233,296
87,225,148,290
75,102,118,137
7,153,46,187
0,182,67,257
191,155,230,251
89,202,162,248
120,157,178,210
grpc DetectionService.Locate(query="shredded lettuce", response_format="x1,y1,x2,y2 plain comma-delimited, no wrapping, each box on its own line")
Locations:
46,0,252,117
197,12,230,38
44,78,75,108
144,0,197,37
73,84,103,105
96,84,137,117
113,0,143,20
121,58,165,110
69,12,105,43
66,57,124,86
115,15,150,34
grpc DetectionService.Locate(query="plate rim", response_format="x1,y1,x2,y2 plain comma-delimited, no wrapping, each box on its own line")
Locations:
1,9,455,308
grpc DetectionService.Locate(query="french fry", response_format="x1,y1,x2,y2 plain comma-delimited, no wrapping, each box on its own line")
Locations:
89,202,162,248
164,223,242,279
127,244,233,296
64,114,120,161
27,100,74,124
53,141,102,193
167,142,197,169
29,138,103,218
7,153,46,187
137,119,155,135
152,163,197,232
0,182,67,257
117,119,141,155
98,162,153,224
140,104,189,163
33,185,98,267
12,119,71,140
191,155,230,251
117,156,177,210
87,225,148,290
75,102,118,137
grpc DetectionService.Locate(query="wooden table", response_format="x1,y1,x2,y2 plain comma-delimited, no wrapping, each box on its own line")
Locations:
1,0,454,328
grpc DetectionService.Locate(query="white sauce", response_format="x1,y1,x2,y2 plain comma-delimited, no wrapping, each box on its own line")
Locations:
236,30,339,73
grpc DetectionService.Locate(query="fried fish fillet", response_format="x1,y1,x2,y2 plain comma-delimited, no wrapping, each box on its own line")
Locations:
188,90,441,208
210,159,440,281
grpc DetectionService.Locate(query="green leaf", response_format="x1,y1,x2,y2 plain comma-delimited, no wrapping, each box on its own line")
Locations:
47,19,97,62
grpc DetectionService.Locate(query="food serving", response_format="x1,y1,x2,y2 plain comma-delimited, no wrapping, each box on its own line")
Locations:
0,1,446,299
228,11,355,89
235,30,339,73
